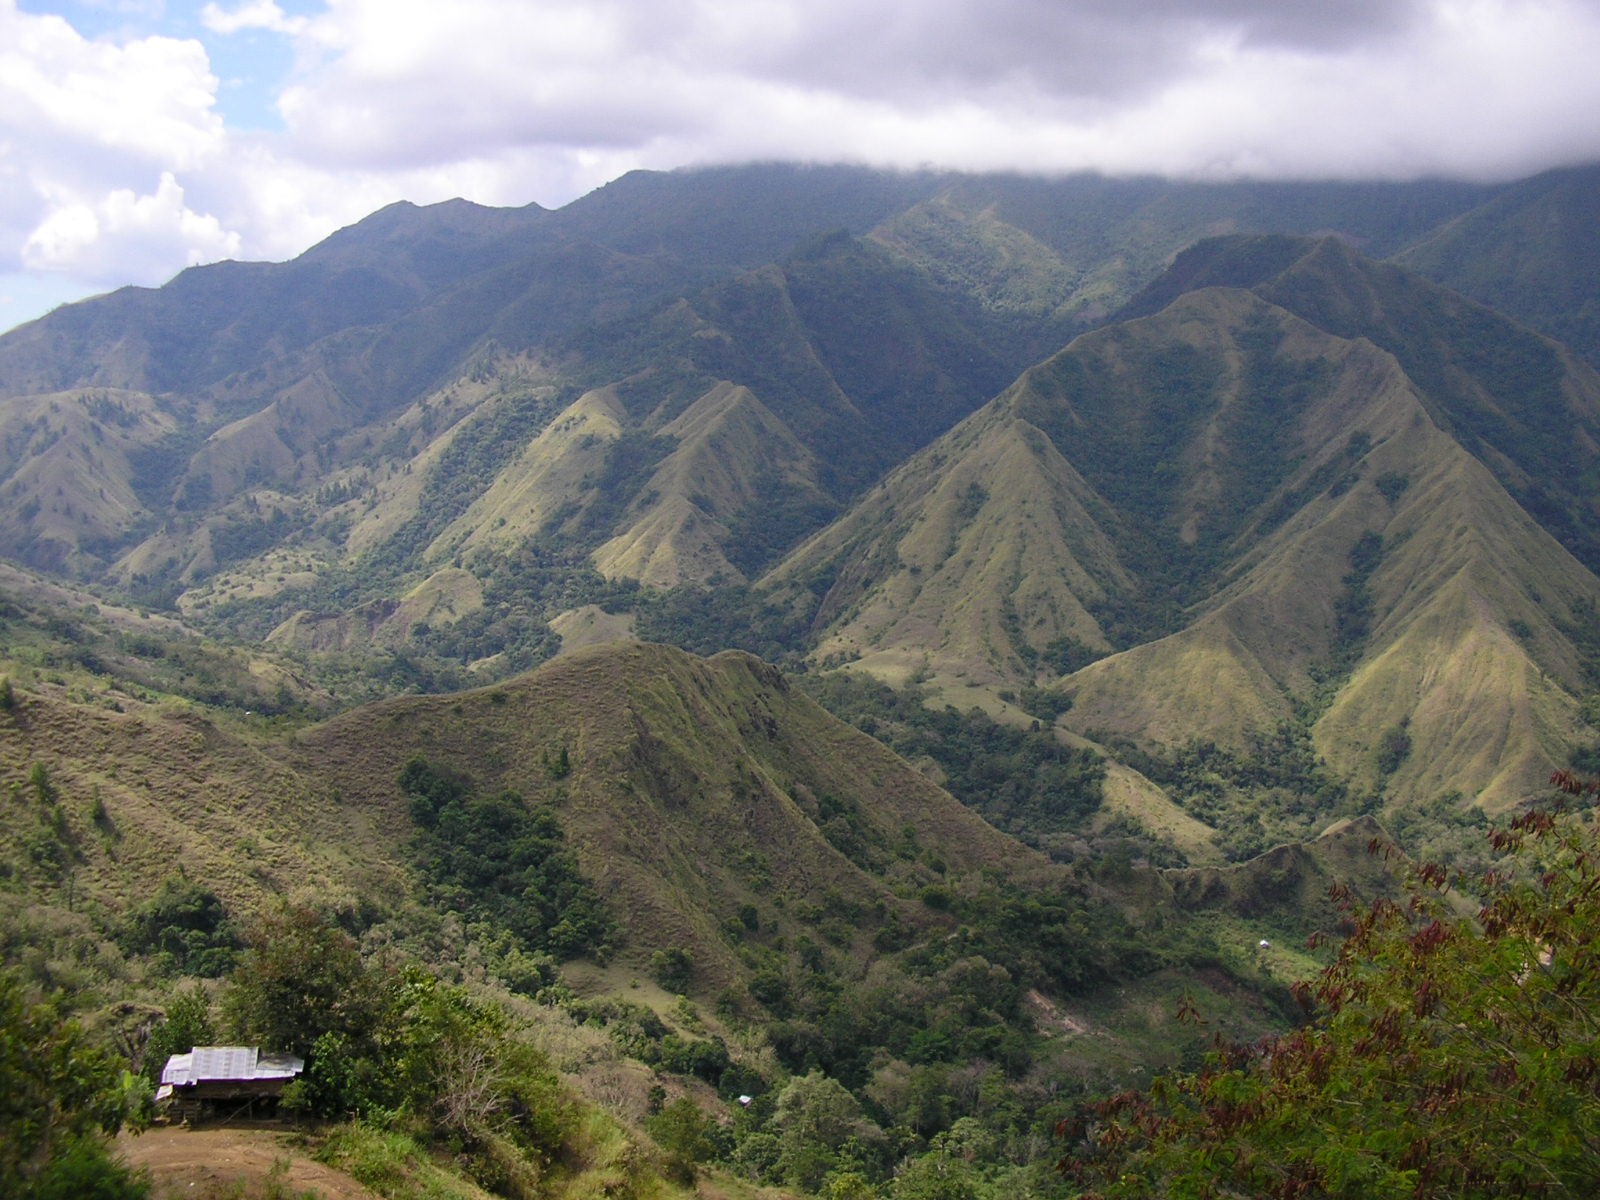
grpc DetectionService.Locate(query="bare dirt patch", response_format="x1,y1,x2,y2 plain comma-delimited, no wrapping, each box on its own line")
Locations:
119,1125,380,1200
1025,987,1092,1035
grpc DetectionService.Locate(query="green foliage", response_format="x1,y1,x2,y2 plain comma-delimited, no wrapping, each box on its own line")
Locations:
140,983,215,1084
389,968,575,1154
397,755,470,825
1062,789,1600,1198
1375,471,1411,504
0,676,14,710
647,1096,721,1185
563,995,732,1085
649,947,693,992
224,925,581,1186
542,743,570,779
888,1145,992,1199
120,877,239,977
1117,717,1357,861
633,578,816,663
720,466,842,580
1039,635,1107,677
398,757,615,959
1015,685,1073,724
292,1029,386,1120
315,1121,498,1200
1217,314,1328,530
1333,530,1384,667
0,970,147,1198
567,430,680,542
802,673,1104,855
29,761,55,804
1375,721,1412,777
223,905,388,1059
721,872,1146,1111
772,1070,888,1191
26,1134,151,1200
954,481,988,526
1381,790,1494,877
378,381,572,568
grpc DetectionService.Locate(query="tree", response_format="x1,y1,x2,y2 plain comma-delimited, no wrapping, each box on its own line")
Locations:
650,947,693,992
647,1096,720,1185
1060,772,1600,1199
774,1071,888,1190
383,968,573,1156
0,971,149,1198
121,878,238,977
140,983,215,1084
222,905,387,1058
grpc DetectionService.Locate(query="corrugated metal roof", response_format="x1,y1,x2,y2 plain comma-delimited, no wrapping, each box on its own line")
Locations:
160,1046,304,1086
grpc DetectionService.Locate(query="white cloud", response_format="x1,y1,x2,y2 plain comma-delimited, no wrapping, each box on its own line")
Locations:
261,0,1600,184
6,0,1600,331
201,1,308,37
22,171,241,284
0,3,223,173
0,0,234,290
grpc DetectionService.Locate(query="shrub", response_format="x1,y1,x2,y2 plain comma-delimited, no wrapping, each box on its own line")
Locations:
1061,776,1600,1198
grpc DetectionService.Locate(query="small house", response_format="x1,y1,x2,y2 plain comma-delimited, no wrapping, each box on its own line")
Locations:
156,1045,305,1120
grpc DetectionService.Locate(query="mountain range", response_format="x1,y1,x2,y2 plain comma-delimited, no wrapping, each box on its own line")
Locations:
4,162,1596,861
7,158,1600,1197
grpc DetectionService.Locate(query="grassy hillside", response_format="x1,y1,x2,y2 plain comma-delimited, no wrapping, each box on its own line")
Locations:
4,620,1409,1196
1396,162,1600,367
8,162,1599,1199
768,242,1600,855
0,166,1503,607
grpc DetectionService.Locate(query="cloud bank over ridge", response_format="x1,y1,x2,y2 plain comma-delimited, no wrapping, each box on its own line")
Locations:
5,0,1600,330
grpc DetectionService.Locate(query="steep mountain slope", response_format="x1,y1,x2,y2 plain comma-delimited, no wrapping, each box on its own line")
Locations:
0,166,1502,605
1128,234,1600,573
294,641,1064,988
771,239,1600,819
1396,163,1600,367
3,166,1597,850
591,382,832,586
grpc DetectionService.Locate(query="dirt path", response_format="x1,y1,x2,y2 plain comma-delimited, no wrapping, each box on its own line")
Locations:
118,1125,381,1200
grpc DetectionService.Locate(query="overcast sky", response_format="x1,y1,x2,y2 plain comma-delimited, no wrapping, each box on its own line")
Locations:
5,0,1600,333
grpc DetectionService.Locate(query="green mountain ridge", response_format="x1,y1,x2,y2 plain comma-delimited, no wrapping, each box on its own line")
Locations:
771,239,1600,832
1396,162,1600,366
4,166,1597,865
13,160,1600,1189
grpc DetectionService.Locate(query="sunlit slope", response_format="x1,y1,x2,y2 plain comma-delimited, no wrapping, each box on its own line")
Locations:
592,382,832,586
267,567,485,655
0,679,404,923
770,406,1129,686
1150,234,1600,575
293,641,1062,987
1312,442,1597,812
771,243,1600,812
432,386,628,558
0,388,176,574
